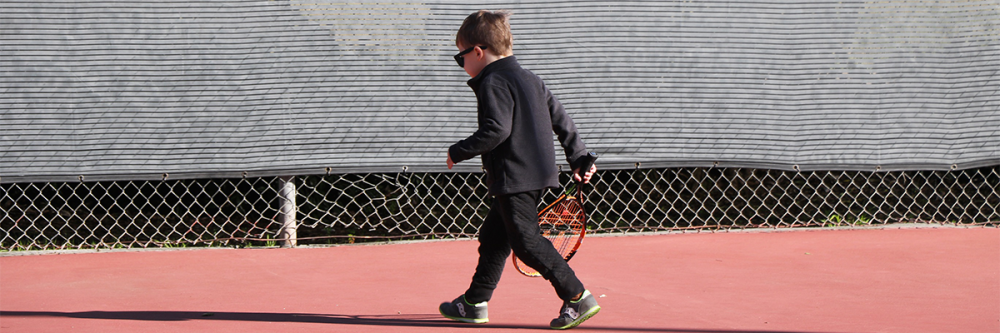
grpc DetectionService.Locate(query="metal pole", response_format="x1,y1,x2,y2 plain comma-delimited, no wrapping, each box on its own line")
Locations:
278,176,297,247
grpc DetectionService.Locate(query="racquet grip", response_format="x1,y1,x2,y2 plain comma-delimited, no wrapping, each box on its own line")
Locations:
576,152,598,181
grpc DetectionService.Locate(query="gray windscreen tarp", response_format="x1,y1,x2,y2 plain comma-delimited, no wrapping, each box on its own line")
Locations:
2,0,998,182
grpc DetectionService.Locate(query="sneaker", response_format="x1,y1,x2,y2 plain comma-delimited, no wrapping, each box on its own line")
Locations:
439,295,489,324
550,290,601,330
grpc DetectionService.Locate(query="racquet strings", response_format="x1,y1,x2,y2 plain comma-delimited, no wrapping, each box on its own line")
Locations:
540,198,584,256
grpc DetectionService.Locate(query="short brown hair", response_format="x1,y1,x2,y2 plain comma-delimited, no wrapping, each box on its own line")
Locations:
456,10,512,56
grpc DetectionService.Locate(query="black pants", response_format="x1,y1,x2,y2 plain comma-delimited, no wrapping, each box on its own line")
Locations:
464,190,586,304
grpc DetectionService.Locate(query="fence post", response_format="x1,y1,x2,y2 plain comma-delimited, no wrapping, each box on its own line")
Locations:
278,176,297,247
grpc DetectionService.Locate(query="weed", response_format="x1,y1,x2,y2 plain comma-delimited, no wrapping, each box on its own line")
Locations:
823,213,871,227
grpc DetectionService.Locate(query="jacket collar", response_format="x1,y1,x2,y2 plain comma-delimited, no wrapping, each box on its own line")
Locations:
467,56,519,91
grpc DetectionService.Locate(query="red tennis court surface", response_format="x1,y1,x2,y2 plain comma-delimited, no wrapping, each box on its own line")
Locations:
2,227,997,333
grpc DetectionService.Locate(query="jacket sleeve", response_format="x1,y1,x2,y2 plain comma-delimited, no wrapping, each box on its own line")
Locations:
448,82,514,163
546,84,589,170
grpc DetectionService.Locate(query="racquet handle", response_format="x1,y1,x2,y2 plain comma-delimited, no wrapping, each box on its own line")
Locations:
576,152,599,182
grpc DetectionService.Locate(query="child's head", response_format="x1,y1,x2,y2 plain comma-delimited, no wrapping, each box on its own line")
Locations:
456,10,513,57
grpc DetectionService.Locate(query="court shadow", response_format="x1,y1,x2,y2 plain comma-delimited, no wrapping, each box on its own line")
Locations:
0,310,847,333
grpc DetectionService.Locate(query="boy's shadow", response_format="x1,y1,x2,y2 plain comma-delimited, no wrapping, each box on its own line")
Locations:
0,310,837,332
6,311,462,327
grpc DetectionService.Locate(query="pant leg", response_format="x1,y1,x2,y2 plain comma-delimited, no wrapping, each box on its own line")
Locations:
463,198,511,304
501,191,586,302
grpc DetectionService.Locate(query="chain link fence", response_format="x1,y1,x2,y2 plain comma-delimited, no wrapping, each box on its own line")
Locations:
2,166,998,251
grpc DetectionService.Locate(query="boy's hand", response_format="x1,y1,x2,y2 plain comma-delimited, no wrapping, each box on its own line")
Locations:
447,152,454,169
573,164,597,184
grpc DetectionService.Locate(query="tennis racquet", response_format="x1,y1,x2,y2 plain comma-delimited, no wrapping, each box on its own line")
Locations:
514,152,598,277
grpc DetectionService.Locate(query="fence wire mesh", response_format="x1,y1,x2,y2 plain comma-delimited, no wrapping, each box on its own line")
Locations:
2,166,998,251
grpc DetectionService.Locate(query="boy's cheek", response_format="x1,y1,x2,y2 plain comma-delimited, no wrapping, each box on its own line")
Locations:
465,61,485,78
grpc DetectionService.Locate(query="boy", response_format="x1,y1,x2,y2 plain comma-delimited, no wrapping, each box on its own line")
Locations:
438,10,600,330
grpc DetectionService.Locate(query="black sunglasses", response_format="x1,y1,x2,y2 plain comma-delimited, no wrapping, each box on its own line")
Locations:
454,45,488,68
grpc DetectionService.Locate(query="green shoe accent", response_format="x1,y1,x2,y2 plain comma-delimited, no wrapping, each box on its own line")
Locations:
551,305,600,330
439,295,489,324
550,290,600,330
439,310,489,324
570,290,592,303
464,298,488,307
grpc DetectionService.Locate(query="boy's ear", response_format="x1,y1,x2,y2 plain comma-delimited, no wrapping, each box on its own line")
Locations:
475,46,487,60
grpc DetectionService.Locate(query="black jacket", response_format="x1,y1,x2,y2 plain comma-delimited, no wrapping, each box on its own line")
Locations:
449,57,589,196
